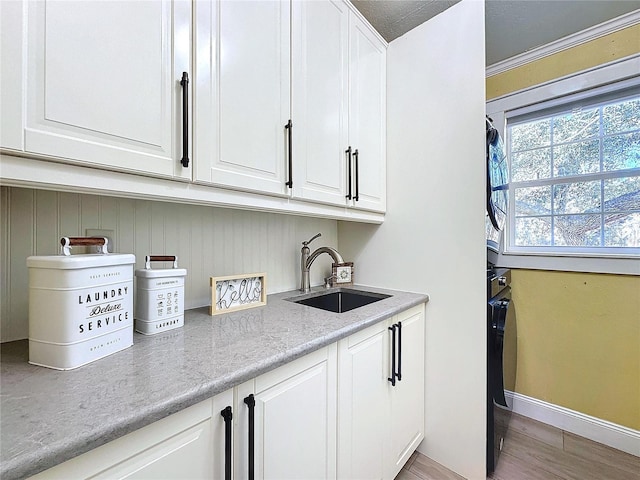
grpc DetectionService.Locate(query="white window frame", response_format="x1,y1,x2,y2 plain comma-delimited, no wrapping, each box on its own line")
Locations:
487,55,640,275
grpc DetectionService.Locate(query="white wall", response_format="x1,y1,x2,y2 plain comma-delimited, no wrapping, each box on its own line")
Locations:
338,1,487,478
0,186,338,342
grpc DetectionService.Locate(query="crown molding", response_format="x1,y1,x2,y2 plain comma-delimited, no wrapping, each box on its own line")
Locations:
486,9,640,77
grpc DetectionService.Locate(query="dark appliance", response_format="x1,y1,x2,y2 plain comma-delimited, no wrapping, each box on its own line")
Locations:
486,266,517,474
485,115,515,474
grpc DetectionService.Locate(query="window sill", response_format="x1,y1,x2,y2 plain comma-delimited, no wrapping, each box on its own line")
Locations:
495,250,640,275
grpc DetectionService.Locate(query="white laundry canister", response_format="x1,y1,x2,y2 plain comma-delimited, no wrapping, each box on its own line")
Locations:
135,255,187,335
27,237,135,370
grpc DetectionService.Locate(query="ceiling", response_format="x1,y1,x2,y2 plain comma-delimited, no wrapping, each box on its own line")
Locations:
350,0,640,66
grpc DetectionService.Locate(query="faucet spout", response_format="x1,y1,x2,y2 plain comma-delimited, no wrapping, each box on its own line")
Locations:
306,246,344,269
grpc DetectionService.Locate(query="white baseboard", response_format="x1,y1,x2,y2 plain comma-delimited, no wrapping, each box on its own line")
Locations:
505,391,640,457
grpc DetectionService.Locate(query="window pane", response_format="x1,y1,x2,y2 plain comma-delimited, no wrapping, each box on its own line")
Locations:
604,177,640,213
603,131,640,171
506,93,640,254
511,119,551,152
553,108,599,143
511,148,551,181
605,213,640,247
554,214,601,246
515,186,551,215
603,98,640,135
553,181,601,214
515,217,551,246
553,139,600,177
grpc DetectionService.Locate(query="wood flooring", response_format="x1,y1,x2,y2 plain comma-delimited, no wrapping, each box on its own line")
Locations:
395,412,639,480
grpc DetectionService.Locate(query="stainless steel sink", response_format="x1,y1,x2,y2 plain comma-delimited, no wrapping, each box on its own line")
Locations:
291,289,390,313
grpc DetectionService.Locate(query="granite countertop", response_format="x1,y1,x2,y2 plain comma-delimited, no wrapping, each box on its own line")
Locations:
0,285,428,480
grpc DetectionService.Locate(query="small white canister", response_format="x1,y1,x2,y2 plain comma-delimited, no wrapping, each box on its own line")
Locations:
135,255,187,335
27,237,135,370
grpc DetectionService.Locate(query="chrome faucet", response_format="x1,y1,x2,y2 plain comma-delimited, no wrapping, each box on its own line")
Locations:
300,233,345,293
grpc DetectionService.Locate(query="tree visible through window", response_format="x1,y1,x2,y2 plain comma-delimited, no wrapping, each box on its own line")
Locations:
507,93,640,253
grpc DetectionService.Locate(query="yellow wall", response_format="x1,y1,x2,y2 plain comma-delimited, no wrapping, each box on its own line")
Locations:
511,270,640,429
487,24,640,430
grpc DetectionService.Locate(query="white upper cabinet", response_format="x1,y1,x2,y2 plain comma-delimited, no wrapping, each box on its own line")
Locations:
18,0,191,179
1,0,386,222
0,0,24,151
292,0,386,211
195,0,385,208
348,14,387,212
194,0,291,196
291,0,350,207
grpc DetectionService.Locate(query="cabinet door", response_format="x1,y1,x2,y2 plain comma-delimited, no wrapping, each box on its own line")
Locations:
337,321,390,480
29,399,216,480
194,0,290,195
291,0,349,206
348,13,387,213
243,346,337,480
0,0,24,151
388,305,426,478
24,0,190,179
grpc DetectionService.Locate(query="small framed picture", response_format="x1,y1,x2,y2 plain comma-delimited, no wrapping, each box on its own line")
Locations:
332,262,354,286
210,273,267,316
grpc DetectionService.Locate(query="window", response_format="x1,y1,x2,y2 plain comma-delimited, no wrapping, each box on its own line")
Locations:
505,87,640,256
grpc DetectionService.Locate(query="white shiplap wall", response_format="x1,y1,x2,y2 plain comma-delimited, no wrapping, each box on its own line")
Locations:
0,186,338,342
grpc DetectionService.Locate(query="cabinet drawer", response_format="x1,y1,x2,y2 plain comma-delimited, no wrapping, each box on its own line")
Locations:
29,400,214,480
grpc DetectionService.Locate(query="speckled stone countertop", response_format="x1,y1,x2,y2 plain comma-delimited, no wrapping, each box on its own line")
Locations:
1,285,428,480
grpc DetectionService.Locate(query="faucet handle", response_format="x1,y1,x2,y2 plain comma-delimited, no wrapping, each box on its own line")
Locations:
324,274,336,288
302,233,321,246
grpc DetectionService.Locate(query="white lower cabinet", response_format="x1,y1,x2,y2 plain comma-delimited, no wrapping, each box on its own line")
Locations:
29,398,218,479
337,304,425,479
28,305,424,480
337,320,390,479
233,345,337,480
389,306,426,476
